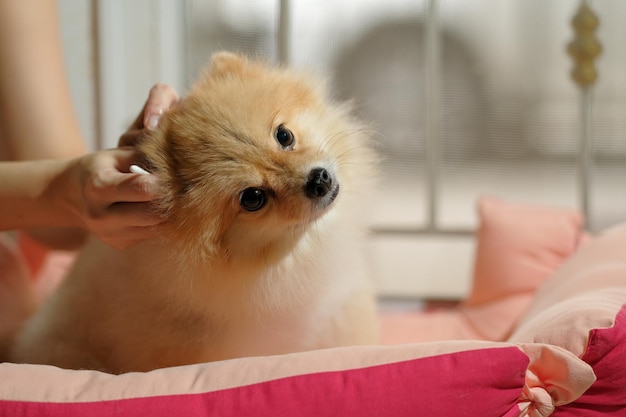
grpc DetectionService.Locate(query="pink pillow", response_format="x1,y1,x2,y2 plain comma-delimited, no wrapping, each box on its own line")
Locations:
467,197,586,306
381,197,586,343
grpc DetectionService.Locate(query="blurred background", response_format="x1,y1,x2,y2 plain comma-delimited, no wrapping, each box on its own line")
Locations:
58,0,626,299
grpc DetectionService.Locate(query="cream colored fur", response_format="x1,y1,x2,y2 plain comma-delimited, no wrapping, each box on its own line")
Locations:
9,52,379,374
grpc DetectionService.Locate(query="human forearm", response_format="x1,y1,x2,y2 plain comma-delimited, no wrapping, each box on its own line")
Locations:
0,0,85,160
0,149,164,248
0,159,79,230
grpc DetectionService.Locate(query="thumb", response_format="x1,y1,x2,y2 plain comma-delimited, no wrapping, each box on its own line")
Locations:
113,173,162,203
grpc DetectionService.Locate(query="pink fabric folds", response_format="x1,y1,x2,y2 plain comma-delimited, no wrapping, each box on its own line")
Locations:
519,343,596,417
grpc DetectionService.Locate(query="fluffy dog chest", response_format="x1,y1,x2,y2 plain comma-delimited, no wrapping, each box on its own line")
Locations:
132,253,336,364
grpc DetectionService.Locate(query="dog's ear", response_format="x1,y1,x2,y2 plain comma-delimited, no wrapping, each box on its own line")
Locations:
207,51,247,77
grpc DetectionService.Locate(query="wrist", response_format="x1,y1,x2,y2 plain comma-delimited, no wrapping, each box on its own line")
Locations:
42,157,85,229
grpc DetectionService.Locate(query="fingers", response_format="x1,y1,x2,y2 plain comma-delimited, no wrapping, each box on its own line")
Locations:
112,173,162,203
86,83,179,248
107,146,139,172
82,200,164,250
110,148,162,202
118,83,180,147
107,202,163,227
96,222,163,250
94,203,164,250
81,148,163,218
94,153,161,204
142,83,180,131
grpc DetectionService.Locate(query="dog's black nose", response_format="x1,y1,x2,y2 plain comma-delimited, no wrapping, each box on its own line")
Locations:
306,168,332,199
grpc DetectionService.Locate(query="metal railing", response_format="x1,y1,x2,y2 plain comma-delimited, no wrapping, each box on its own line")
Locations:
276,0,601,234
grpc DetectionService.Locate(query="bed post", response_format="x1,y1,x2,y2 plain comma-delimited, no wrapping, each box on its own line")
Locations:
567,0,602,230
277,0,291,65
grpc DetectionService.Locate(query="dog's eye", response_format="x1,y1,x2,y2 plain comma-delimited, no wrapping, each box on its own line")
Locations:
275,124,294,149
239,188,267,211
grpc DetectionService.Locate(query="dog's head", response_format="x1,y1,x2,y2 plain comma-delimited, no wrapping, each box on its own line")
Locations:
140,52,376,265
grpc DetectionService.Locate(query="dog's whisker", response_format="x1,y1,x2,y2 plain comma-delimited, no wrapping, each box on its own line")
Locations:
319,130,353,153
335,145,370,163
319,128,380,157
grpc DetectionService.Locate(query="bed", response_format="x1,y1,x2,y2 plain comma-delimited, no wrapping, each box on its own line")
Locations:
1,196,625,416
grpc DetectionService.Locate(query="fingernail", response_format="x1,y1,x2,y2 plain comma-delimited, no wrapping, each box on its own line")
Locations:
147,114,161,130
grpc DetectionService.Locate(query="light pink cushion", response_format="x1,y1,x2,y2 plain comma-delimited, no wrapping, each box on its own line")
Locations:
508,223,626,415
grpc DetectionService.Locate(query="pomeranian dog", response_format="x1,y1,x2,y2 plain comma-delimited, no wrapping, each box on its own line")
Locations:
8,52,379,374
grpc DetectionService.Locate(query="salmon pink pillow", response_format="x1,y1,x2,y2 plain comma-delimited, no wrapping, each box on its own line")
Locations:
381,197,587,344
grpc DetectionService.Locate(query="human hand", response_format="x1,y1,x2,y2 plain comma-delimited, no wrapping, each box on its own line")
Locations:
78,84,178,248
77,84,179,249
3,85,179,250
66,147,164,249
118,83,180,147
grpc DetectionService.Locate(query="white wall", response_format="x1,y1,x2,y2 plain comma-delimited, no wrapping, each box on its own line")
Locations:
58,0,626,300
58,0,186,151
58,0,97,150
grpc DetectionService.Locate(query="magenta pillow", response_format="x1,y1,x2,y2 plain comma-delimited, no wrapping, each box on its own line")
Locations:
560,305,626,416
0,348,523,416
